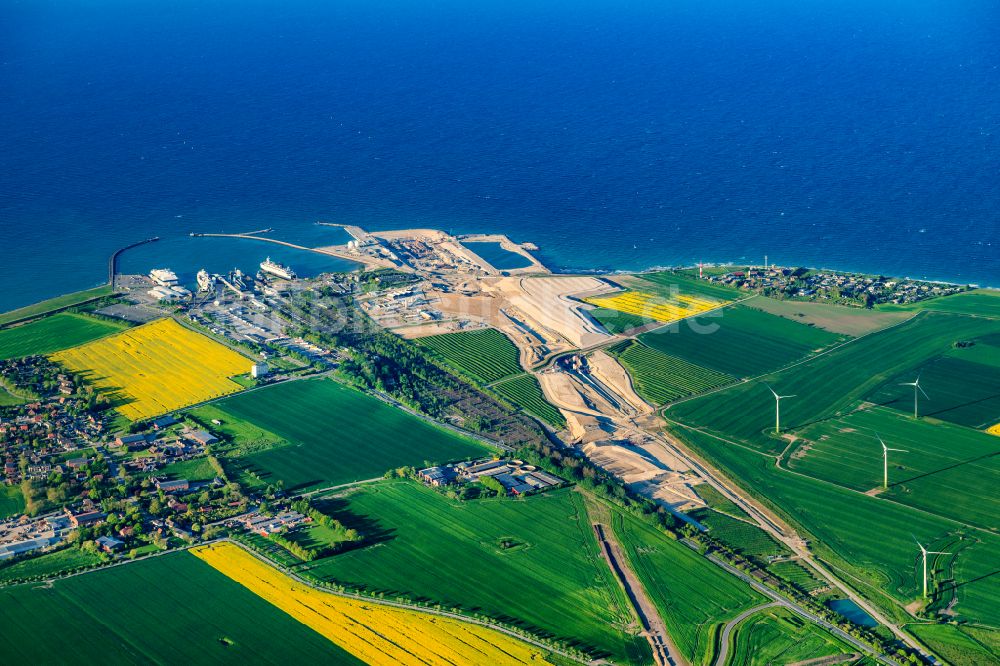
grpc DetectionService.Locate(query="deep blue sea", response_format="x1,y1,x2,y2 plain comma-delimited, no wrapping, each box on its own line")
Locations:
2,0,998,311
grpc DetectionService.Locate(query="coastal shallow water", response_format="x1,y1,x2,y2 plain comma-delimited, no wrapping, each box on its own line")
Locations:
117,234,358,291
2,0,999,312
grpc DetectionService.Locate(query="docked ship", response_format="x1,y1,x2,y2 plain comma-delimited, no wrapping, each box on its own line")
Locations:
149,268,179,287
259,257,297,280
196,269,215,292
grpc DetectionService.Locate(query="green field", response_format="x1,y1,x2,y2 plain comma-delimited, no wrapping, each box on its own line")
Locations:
791,407,1000,529
747,296,911,336
866,353,1000,429
608,507,766,665
0,386,24,406
587,307,655,334
609,340,734,404
160,457,218,483
630,271,744,302
908,623,1000,666
417,328,522,383
0,486,24,519
0,546,102,583
0,312,128,360
670,424,1000,626
302,482,651,663
188,404,286,454
491,373,566,428
668,311,1000,454
769,561,827,594
724,605,857,666
640,305,844,379
692,483,747,519
879,289,1000,318
205,379,489,491
0,551,360,664
0,285,114,327
689,509,787,560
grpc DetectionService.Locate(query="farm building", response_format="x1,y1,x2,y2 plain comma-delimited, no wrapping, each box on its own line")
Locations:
458,459,510,481
151,415,179,430
186,430,218,446
115,433,151,449
156,479,190,493
418,466,456,486
96,536,125,553
66,509,106,528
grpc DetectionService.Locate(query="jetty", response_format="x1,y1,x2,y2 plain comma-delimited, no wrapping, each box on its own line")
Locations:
190,232,395,270
109,237,159,289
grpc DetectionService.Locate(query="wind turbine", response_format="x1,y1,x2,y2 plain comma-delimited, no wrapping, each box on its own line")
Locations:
899,374,929,418
766,385,796,434
877,432,907,488
913,536,952,599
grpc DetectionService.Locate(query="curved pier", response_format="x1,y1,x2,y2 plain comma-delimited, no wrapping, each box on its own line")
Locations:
109,237,159,288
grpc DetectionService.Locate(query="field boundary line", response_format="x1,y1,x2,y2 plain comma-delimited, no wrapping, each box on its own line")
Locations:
661,310,925,411
713,601,780,666
217,538,594,665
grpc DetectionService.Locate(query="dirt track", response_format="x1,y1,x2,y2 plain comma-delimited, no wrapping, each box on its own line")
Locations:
592,522,688,666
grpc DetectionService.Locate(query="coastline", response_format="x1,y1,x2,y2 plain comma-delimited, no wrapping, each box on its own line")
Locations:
1,228,995,319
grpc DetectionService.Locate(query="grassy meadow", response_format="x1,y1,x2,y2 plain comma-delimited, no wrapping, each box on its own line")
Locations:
907,623,1000,666
640,304,844,379
0,486,24,519
0,285,114,327
879,289,1000,318
0,312,127,360
725,605,858,666
746,296,911,336
0,552,360,664
668,311,1000,454
301,482,652,663
210,379,489,491
608,506,766,665
866,353,1000,429
194,541,554,666
670,424,1000,626
791,407,1000,529
0,546,102,583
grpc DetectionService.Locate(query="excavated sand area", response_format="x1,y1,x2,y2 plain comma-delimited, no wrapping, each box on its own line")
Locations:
588,350,653,415
488,276,614,349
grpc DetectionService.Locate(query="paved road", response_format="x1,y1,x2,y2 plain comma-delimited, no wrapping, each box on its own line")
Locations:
661,419,932,663
714,602,780,666
695,546,899,666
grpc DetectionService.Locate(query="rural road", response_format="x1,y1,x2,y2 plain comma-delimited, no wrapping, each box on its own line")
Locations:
713,601,780,666
699,548,900,666
662,419,932,663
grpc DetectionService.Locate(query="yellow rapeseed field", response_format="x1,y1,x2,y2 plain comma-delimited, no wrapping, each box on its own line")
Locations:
988,423,1000,437
585,290,722,323
50,318,250,421
192,542,553,666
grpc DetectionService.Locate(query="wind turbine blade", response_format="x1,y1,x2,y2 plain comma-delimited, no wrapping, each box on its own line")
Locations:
765,384,778,398
918,384,929,399
928,551,952,556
